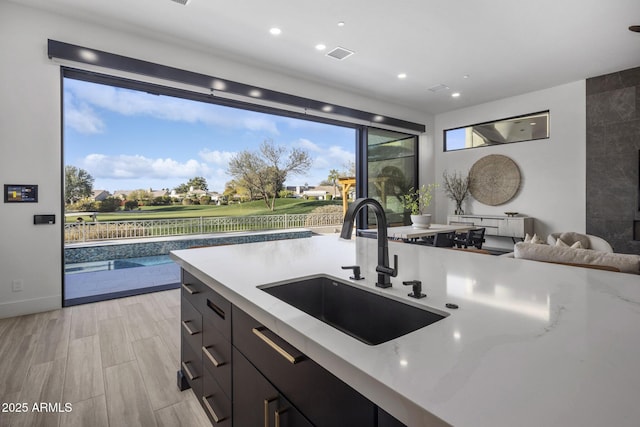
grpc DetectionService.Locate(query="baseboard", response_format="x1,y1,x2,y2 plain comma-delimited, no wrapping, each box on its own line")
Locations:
0,295,62,319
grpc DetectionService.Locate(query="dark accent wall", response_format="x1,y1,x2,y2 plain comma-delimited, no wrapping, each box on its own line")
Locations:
586,66,640,254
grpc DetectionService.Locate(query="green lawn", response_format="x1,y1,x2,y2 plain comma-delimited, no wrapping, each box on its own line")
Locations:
68,199,343,222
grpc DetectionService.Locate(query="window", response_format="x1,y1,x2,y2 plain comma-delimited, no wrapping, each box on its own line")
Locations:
366,128,418,226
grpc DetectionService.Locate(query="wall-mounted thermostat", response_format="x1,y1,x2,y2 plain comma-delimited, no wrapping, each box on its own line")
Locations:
34,214,55,225
4,184,38,203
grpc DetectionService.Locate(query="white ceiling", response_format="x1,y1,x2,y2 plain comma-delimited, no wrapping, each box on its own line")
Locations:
14,0,640,115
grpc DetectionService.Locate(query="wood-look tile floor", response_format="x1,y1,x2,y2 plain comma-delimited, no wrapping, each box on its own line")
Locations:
0,289,211,427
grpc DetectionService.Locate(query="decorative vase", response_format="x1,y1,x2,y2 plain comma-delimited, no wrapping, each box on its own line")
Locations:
410,214,432,228
454,201,464,215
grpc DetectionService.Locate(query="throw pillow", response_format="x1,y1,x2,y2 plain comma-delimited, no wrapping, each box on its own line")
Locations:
530,233,545,244
555,238,583,249
558,232,590,249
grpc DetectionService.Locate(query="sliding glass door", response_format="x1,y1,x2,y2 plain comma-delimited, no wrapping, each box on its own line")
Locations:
365,128,418,226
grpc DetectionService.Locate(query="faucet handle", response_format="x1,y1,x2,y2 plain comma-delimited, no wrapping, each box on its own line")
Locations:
341,265,364,280
403,280,426,299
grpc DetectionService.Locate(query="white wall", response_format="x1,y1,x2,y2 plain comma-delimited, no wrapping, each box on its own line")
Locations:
0,1,427,318
430,81,586,249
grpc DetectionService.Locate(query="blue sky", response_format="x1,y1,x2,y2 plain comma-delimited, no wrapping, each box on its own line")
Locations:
63,78,355,193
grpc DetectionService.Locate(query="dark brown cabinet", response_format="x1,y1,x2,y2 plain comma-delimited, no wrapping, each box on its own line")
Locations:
179,268,406,427
233,307,376,427
233,347,312,427
180,270,232,426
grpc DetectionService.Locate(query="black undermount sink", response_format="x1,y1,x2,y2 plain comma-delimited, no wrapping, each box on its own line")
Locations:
259,275,447,345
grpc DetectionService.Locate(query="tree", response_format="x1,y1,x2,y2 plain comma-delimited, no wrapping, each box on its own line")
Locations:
127,189,152,203
174,176,209,194
327,169,340,197
224,179,252,202
98,196,121,212
187,176,208,192
227,140,312,211
65,165,94,205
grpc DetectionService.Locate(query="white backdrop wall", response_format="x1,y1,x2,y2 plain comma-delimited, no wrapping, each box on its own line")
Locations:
431,81,586,250
0,1,427,318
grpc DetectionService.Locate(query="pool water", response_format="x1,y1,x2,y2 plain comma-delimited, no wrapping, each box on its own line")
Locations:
65,254,174,274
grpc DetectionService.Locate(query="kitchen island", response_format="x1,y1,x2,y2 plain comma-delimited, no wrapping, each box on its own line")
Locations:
170,235,640,426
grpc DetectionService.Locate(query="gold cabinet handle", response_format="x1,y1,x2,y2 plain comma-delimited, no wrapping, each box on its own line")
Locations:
202,346,223,367
252,327,304,365
264,397,277,427
181,320,199,335
275,407,289,427
182,283,199,294
181,361,198,381
202,395,225,423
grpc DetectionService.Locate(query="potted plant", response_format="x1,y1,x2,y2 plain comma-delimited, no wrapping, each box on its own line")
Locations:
442,170,470,215
402,183,437,228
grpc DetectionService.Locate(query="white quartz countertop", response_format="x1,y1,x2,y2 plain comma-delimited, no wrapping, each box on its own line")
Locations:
170,235,640,427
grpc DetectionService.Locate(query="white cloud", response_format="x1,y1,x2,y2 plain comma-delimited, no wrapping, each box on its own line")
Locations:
326,145,354,162
198,149,237,166
64,92,105,134
64,79,280,134
242,117,279,134
81,153,211,180
295,138,322,152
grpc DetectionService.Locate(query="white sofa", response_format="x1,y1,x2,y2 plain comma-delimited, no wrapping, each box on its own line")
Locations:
512,242,640,274
546,232,613,253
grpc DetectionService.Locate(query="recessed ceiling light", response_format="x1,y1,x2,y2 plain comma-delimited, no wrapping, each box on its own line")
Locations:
79,49,98,62
322,105,333,112
451,92,461,98
373,115,384,122
315,44,327,51
211,80,226,91
337,21,345,27
249,89,262,97
397,73,407,79
269,27,282,36
463,74,470,79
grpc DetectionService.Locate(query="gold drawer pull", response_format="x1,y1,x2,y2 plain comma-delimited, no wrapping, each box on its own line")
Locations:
252,327,303,365
264,397,277,427
182,283,199,294
181,320,199,335
202,346,223,367
202,395,225,423
275,407,288,427
181,361,198,381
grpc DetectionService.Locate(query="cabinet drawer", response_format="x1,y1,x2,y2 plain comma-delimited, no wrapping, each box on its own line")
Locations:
233,307,375,427
181,297,202,354
202,369,232,427
182,270,209,312
233,348,312,427
202,317,232,398
202,289,231,342
181,336,202,398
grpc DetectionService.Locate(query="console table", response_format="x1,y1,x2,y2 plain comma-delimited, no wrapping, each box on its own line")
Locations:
447,214,534,239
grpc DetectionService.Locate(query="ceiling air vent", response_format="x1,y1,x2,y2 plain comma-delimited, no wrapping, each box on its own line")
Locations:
326,47,355,60
170,0,190,5
428,84,449,93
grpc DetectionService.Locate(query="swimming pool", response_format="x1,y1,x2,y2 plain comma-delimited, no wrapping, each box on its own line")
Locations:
65,254,174,274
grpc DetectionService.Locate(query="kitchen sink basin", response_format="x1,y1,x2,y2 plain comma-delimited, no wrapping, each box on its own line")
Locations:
259,275,447,345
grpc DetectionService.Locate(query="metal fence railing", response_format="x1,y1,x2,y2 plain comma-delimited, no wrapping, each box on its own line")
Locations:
64,212,344,243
